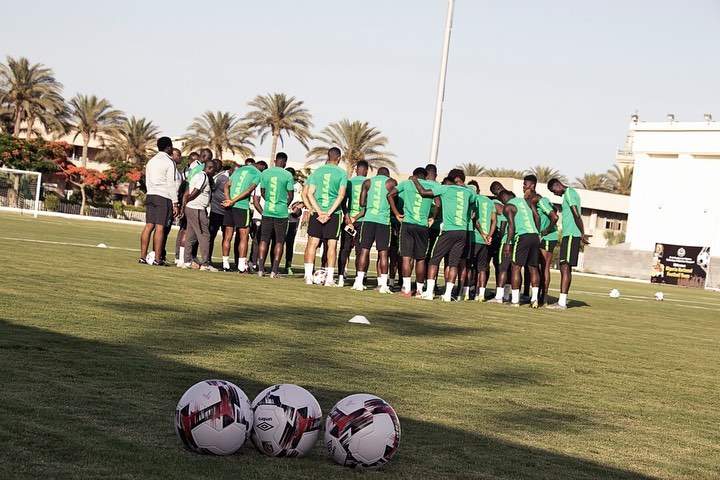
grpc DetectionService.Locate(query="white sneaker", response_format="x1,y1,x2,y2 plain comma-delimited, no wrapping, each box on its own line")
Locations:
304,277,314,285
351,283,364,291
487,298,504,304
200,265,218,272
441,295,453,302
509,302,520,308
336,280,344,287
420,293,434,301
378,286,392,294
270,272,279,279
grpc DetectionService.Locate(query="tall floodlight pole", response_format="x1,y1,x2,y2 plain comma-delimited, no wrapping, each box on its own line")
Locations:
429,0,455,167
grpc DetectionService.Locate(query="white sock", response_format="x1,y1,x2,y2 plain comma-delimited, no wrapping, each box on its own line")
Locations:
531,287,539,302
338,274,344,285
379,273,388,288
443,282,454,299
178,247,185,263
222,256,230,269
355,271,366,285
416,282,424,295
511,289,520,304
559,293,568,307
304,263,314,279
425,279,436,296
503,284,511,301
462,286,470,299
325,267,334,284
402,277,412,292
479,287,486,299
239,257,247,271
495,287,504,300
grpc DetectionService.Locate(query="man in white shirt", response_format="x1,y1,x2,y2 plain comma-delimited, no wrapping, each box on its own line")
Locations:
140,137,179,265
182,160,219,271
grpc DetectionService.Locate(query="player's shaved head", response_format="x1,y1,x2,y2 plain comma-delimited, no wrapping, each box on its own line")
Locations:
328,147,341,163
244,157,255,165
547,178,565,195
378,167,390,176
425,164,437,180
490,181,505,196
413,167,427,179
356,160,369,176
157,136,173,153
275,152,288,167
255,160,268,171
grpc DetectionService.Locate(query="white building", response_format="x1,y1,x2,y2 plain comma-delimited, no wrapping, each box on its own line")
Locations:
623,115,720,254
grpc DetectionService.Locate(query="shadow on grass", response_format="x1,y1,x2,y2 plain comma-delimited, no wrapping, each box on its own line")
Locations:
0,319,655,480
493,406,603,434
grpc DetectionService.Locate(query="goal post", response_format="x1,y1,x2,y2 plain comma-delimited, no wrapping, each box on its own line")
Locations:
0,167,42,218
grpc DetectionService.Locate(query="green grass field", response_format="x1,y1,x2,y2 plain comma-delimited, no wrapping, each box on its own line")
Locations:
0,212,718,479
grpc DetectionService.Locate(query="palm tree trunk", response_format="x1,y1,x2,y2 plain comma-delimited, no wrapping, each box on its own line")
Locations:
13,109,23,137
80,184,87,215
25,115,34,139
81,134,89,168
217,147,223,162
270,133,279,165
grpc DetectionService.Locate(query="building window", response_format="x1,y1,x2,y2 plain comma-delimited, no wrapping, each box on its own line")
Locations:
604,219,623,231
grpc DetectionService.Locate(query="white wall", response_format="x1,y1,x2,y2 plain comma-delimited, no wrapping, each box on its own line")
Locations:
627,156,720,253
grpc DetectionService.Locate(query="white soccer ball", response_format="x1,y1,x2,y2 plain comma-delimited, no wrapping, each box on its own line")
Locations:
251,384,322,457
145,250,156,264
175,379,253,455
609,288,620,298
325,393,401,469
655,292,664,301
312,269,327,285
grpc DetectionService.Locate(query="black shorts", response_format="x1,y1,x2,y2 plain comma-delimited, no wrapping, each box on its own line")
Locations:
474,243,490,271
359,221,391,252
540,239,558,254
308,212,342,240
260,216,289,243
146,194,172,226
209,211,225,231
462,233,476,260
340,222,362,254
498,242,512,273
512,233,540,267
560,236,581,267
390,222,400,252
427,227,441,259
429,230,466,268
223,208,251,228
399,223,429,259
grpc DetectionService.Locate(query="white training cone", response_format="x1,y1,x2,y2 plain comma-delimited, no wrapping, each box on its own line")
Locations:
348,315,370,325
96,243,108,248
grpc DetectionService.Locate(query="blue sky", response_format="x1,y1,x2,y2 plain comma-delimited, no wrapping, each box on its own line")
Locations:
3,0,719,177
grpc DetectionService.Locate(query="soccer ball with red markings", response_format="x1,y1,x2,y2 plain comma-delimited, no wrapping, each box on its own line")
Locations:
325,393,401,469
250,384,322,457
174,380,253,455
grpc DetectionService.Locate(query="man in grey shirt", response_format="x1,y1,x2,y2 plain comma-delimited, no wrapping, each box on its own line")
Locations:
208,159,232,263
182,160,219,271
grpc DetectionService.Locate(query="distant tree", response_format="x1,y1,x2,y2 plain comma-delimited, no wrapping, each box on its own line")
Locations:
526,165,566,183
101,116,160,165
0,133,64,206
68,94,125,167
0,56,65,137
57,160,107,215
457,162,485,177
306,119,395,174
607,165,634,195
245,93,313,163
574,173,611,192
182,111,253,161
482,168,525,179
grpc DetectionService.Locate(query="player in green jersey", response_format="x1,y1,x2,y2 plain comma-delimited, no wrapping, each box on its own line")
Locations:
500,189,541,308
302,147,348,286
547,178,590,309
337,160,368,287
221,160,264,272
411,168,476,302
523,175,559,305
254,153,295,278
471,187,497,302
353,167,397,293
388,167,436,297
424,164,442,263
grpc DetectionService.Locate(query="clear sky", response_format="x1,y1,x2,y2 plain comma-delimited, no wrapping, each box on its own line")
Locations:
2,0,719,178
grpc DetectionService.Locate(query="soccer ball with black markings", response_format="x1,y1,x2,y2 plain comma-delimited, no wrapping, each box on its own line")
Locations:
325,393,401,469
174,379,253,455
250,384,322,457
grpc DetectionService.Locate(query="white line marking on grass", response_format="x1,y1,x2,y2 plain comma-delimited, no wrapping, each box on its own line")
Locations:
566,289,720,311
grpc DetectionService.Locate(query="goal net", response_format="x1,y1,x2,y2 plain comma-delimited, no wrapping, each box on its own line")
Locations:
0,167,42,217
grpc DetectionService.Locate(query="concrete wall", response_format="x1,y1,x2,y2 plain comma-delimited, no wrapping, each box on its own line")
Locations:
581,246,720,289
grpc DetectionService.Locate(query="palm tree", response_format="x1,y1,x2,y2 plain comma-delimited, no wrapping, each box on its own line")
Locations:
574,173,611,192
457,162,485,177
102,116,160,165
306,119,395,174
0,56,65,137
23,95,70,139
245,93,313,163
482,168,525,179
182,111,254,160
526,165,566,183
607,165,634,195
68,94,125,167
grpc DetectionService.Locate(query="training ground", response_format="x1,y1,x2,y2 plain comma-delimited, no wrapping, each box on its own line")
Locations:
0,211,718,479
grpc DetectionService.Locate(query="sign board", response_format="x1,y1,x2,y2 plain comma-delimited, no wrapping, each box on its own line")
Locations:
650,243,711,287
